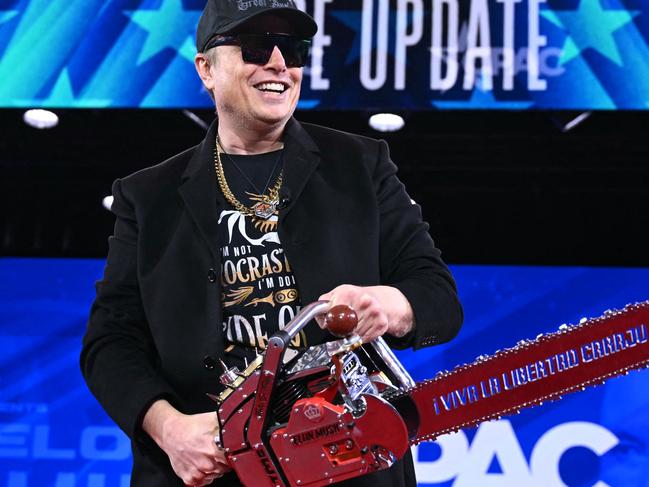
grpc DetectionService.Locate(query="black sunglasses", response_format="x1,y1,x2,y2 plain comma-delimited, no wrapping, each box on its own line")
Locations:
204,33,311,68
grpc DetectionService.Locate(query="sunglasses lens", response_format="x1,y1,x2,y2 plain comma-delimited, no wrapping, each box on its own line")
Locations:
239,35,310,67
241,45,273,64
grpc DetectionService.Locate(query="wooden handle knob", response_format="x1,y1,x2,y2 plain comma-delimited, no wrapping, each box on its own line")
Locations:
323,305,358,338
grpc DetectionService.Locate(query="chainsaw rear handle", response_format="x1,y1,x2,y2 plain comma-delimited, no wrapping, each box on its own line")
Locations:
283,300,332,340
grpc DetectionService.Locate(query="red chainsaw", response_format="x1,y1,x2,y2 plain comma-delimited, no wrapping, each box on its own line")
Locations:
213,301,649,487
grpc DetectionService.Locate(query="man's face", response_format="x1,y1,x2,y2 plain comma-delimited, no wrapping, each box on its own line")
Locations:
210,15,303,129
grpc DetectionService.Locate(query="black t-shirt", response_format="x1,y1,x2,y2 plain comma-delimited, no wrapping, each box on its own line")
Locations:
216,149,307,364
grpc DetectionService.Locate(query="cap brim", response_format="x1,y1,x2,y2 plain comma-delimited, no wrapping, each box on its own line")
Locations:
217,7,317,38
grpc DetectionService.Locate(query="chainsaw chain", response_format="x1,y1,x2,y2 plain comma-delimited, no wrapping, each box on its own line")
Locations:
398,301,649,444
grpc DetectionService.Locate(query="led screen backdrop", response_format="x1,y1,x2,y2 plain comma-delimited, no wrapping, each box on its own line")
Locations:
1,258,649,486
0,0,648,109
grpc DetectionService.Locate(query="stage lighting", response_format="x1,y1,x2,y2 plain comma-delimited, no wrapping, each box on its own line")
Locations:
23,109,59,129
102,196,114,211
369,113,405,132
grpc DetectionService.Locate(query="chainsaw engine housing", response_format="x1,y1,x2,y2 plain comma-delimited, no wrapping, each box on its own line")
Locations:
215,312,420,487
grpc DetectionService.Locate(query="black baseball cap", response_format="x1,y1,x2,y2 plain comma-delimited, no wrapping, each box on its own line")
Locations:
196,0,318,53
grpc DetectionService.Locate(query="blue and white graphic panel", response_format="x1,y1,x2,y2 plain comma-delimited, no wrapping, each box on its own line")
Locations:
0,1,648,109
0,258,648,485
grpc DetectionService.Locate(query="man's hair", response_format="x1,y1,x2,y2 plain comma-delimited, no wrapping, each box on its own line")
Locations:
205,46,219,67
202,47,219,102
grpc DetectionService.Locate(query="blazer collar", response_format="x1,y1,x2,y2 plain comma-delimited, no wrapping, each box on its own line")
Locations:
179,120,221,261
280,117,321,220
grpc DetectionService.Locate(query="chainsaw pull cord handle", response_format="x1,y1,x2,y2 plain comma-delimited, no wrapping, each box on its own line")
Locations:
285,301,415,391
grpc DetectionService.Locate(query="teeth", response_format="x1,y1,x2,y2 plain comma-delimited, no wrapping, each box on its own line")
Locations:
256,82,286,93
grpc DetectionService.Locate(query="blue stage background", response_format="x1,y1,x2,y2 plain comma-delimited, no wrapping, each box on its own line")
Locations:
1,0,648,109
1,258,648,486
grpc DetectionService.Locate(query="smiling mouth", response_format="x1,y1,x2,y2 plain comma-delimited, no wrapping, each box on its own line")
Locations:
254,82,288,94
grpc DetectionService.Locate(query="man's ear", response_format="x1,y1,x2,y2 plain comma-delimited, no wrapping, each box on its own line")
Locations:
195,54,215,92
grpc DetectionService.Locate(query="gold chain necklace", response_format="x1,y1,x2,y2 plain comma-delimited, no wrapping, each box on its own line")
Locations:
214,139,283,220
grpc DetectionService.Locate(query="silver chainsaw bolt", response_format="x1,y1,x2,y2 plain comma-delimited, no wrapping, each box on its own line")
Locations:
345,440,354,450
329,445,338,454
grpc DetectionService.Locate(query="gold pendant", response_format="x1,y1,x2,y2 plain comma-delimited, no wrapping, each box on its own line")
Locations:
252,200,277,220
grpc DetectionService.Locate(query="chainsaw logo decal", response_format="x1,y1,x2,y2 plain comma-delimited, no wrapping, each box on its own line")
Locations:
291,423,342,446
303,403,324,423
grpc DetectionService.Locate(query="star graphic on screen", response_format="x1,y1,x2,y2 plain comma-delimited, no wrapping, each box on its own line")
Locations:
0,9,19,25
125,0,201,64
330,11,363,64
330,9,404,65
14,69,111,108
541,1,639,66
178,36,197,63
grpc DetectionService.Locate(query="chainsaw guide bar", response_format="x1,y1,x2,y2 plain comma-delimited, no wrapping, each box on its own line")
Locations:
407,301,649,443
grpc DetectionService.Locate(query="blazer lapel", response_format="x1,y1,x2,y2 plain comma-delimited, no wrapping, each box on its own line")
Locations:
178,120,222,261
177,117,318,254
280,118,321,221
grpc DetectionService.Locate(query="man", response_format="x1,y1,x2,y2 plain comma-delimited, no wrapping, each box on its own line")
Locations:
80,1,463,486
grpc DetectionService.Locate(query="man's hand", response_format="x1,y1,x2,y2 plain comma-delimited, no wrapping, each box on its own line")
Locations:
142,400,231,486
318,285,414,342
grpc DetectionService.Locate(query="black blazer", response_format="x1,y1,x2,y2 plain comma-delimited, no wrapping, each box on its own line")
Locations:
81,118,463,486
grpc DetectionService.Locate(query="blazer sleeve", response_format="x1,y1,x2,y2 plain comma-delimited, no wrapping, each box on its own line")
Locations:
80,178,179,439
373,140,463,350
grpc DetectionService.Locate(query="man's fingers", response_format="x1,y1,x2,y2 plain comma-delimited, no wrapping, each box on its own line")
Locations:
318,286,390,339
175,449,226,485
315,314,326,329
195,452,228,475
356,293,374,310
200,472,223,485
197,461,231,484
322,285,360,307
209,454,232,472
182,466,208,486
355,300,389,342
318,291,333,301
